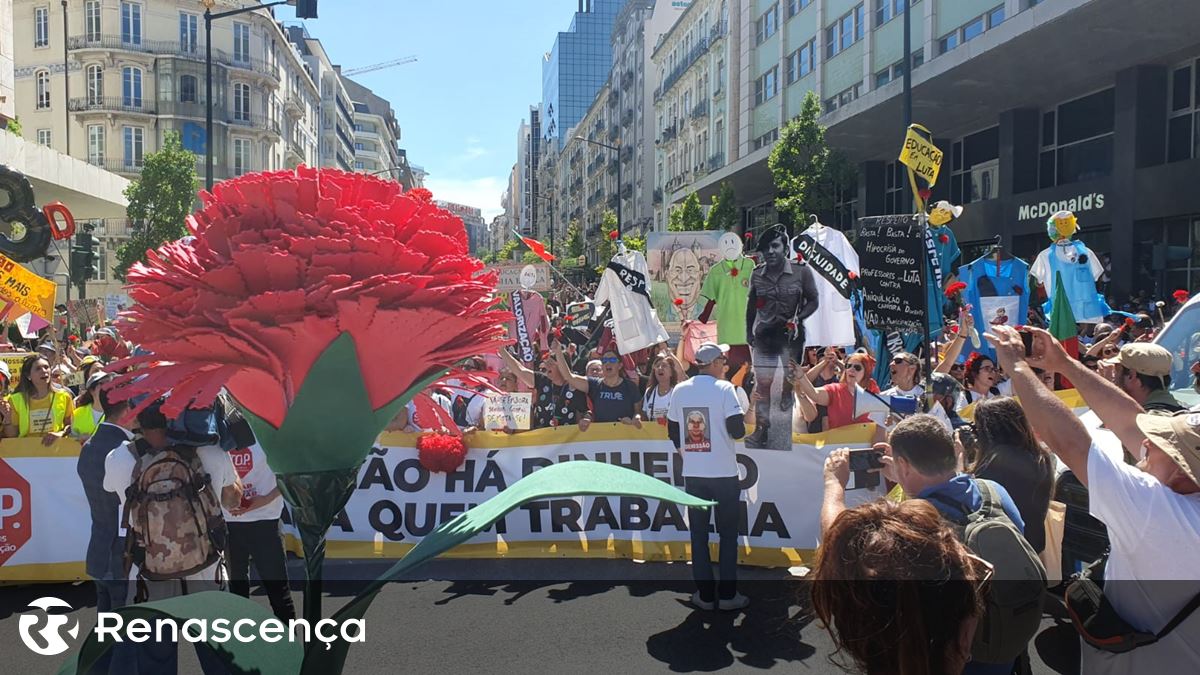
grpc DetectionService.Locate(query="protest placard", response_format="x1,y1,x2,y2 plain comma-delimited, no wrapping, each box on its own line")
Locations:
483,392,532,430
0,254,55,321
856,215,926,333
485,264,551,293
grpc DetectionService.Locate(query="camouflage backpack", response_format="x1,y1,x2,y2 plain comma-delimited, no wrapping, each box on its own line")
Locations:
123,441,226,581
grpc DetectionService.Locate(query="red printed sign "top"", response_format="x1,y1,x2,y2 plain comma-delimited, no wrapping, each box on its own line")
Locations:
0,458,31,567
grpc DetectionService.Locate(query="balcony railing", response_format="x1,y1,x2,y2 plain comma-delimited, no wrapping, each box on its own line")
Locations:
335,124,355,149
608,125,619,141
67,34,276,78
89,159,144,175
622,108,635,128
607,159,618,175
654,36,710,102
69,96,155,115
691,100,709,120
708,152,726,172
608,94,619,109
659,123,677,143
228,113,281,136
653,188,663,204
710,20,728,43
621,145,634,162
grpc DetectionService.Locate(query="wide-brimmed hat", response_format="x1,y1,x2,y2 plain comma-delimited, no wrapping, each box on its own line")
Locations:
1102,343,1172,378
1135,411,1200,487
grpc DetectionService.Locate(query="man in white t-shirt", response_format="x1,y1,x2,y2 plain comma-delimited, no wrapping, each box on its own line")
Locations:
224,442,295,620
988,326,1200,674
103,403,240,675
667,342,748,612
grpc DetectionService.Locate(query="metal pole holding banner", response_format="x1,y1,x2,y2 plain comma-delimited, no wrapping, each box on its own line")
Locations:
898,123,944,411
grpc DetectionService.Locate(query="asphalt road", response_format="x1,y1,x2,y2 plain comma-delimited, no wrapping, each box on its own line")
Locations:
0,559,1081,674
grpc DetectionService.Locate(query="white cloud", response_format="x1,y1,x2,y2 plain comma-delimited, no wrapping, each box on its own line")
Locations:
424,175,506,220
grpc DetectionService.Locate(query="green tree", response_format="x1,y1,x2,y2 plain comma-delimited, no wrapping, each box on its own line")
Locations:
494,237,521,263
594,210,619,275
768,90,857,226
667,192,706,231
564,220,584,258
5,117,21,135
521,251,543,265
706,181,738,231
114,132,197,280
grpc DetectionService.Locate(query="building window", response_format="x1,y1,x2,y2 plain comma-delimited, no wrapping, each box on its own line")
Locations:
36,129,51,146
786,0,813,19
875,0,917,28
84,1,101,42
87,124,105,165
753,66,779,106
752,128,779,151
35,71,50,109
121,2,142,45
786,40,815,84
96,244,107,281
883,161,904,214
354,142,364,151
874,51,923,88
755,3,778,45
825,3,865,59
354,160,365,170
179,74,197,103
1040,88,1115,188
233,22,250,63
823,84,862,114
948,127,999,204
233,138,251,175
34,6,49,47
123,126,144,168
179,12,199,53
233,83,250,121
938,5,1003,55
1167,60,1200,163
86,64,103,104
121,67,142,108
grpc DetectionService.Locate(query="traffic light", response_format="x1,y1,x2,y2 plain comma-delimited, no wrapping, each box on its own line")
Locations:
293,0,317,19
70,226,100,285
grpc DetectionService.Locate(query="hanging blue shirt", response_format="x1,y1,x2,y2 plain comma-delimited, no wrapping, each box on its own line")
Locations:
958,255,1031,361
926,226,961,337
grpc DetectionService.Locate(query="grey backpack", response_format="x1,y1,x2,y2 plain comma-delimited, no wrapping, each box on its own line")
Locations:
935,479,1047,663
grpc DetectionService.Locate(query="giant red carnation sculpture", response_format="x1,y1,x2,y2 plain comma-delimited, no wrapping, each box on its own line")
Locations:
110,167,510,621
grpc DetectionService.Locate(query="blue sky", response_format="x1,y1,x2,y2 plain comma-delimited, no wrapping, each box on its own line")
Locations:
276,1,580,220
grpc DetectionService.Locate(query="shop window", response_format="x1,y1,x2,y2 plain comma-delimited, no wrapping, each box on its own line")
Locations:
1039,89,1115,188
949,126,999,204
1168,59,1200,163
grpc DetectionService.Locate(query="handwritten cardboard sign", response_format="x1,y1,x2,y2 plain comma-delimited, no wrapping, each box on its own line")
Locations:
856,215,926,333
899,125,943,185
484,264,551,293
483,392,532,431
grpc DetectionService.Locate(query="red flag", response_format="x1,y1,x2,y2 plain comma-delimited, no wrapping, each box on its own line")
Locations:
516,232,556,262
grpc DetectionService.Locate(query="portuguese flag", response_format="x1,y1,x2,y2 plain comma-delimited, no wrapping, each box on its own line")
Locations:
514,230,556,262
1048,271,1079,359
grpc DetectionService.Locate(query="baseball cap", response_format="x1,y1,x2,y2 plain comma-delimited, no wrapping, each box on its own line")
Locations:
86,370,112,390
1135,410,1200,487
1102,343,1172,377
37,341,57,353
694,342,730,366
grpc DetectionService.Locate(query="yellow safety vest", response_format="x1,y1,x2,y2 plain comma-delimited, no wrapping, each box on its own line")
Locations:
71,403,104,438
10,390,72,437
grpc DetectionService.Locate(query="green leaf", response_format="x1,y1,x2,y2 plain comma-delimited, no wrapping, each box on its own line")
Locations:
239,332,444,475
115,131,198,281
300,461,715,674
58,591,303,675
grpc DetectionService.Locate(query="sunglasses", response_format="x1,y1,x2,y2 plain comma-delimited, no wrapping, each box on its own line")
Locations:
891,357,913,366
600,356,620,364
846,363,864,372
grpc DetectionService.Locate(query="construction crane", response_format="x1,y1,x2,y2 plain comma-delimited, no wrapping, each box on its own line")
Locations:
341,56,418,76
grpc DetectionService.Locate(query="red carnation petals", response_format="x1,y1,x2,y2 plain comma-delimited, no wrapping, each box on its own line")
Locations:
1173,289,1190,303
1124,317,1135,327
673,298,684,306
939,234,950,244
416,432,468,473
106,167,511,424
950,325,959,334
730,268,739,277
564,314,575,321
608,230,619,240
944,281,968,299
848,271,858,280
918,188,933,201
744,232,753,241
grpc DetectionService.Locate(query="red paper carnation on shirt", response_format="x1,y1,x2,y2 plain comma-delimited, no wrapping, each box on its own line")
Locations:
944,281,968,299
416,432,468,473
673,298,684,306
730,267,739,277
1173,289,1190,304
939,234,950,244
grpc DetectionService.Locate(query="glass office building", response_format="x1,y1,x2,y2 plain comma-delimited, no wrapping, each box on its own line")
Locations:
542,0,626,149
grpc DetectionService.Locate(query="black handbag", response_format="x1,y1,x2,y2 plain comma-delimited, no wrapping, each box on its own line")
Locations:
1065,550,1200,654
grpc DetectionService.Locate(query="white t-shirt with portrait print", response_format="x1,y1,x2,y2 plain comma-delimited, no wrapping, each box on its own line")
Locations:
666,375,744,478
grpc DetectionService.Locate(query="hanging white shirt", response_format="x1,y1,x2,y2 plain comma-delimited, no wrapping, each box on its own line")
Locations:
800,224,859,347
596,249,669,355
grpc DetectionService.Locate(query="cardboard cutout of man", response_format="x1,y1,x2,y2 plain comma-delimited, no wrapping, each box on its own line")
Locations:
698,231,755,373
744,225,819,448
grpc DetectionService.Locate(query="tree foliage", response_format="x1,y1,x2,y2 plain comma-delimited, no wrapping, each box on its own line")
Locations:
493,237,521,263
668,192,706,231
768,91,857,227
114,132,197,280
706,181,738,231
5,117,21,135
564,220,584,258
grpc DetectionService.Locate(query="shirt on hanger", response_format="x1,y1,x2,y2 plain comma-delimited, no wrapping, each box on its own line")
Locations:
958,255,1031,361
800,224,859,347
699,257,755,345
596,249,669,355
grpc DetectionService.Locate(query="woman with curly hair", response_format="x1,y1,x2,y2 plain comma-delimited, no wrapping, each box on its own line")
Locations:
642,351,686,421
811,499,989,675
960,353,1009,406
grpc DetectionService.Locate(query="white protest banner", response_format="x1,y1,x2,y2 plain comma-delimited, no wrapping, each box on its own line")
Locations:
485,264,551,293
482,393,532,431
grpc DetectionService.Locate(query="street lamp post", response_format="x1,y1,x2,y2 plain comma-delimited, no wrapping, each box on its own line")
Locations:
574,136,621,237
201,0,293,192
